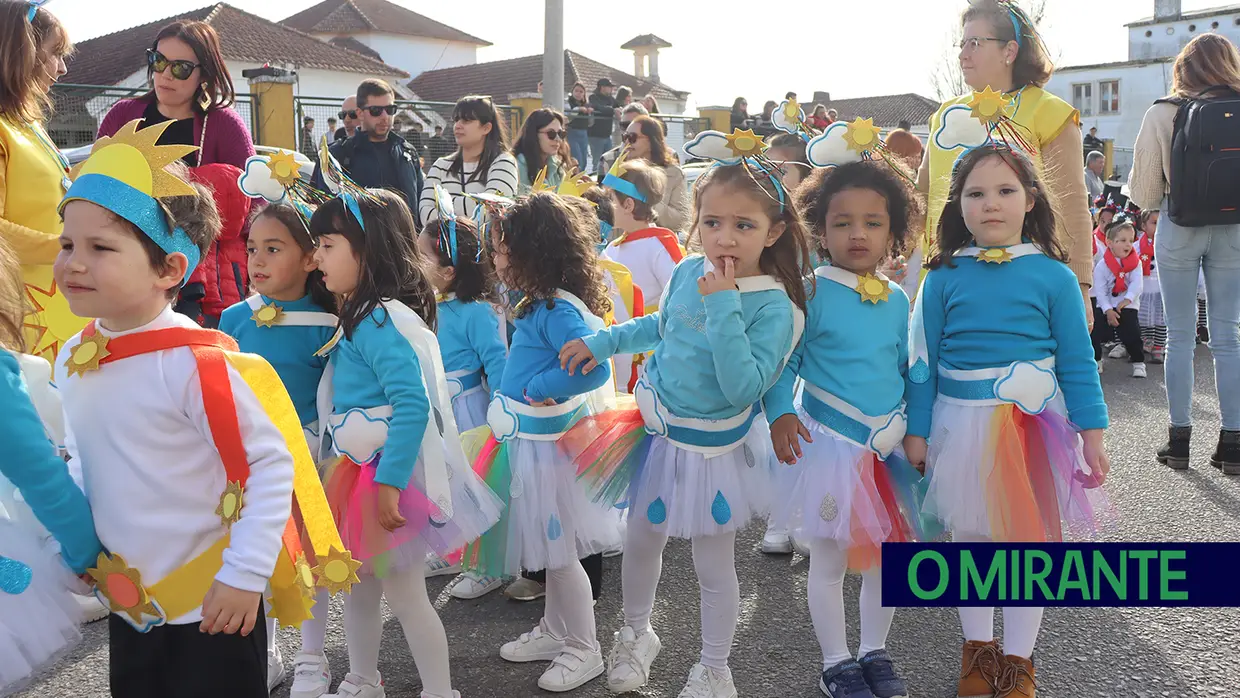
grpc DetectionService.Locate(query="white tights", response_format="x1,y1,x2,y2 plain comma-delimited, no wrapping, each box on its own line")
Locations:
542,557,599,652
807,538,893,669
341,541,455,697
954,531,1044,659
622,520,739,670
267,589,331,657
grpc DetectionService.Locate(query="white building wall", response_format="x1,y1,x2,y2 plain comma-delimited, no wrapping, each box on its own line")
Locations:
1127,11,1240,60
310,32,477,81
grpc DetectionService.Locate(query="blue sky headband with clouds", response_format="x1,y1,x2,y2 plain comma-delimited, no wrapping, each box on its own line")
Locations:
683,128,789,212
806,117,917,185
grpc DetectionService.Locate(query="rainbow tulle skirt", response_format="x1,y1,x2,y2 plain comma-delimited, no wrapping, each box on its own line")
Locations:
922,396,1108,542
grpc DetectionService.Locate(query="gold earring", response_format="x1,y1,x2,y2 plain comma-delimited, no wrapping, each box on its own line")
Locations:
198,82,210,110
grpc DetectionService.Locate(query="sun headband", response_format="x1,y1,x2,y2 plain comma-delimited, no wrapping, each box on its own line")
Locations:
314,136,383,232
465,191,515,249
433,185,464,265
682,128,789,212
59,119,203,277
237,150,331,244
771,98,819,142
805,117,917,185
601,149,647,203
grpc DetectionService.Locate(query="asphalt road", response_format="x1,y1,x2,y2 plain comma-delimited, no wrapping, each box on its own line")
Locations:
16,347,1240,698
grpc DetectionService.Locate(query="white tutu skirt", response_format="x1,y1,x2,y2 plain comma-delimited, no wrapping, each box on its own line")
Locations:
451,390,490,434
0,518,81,695
923,395,1107,542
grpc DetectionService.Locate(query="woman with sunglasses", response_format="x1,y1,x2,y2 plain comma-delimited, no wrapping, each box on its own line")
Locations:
512,108,573,194
620,115,690,234
919,0,1093,323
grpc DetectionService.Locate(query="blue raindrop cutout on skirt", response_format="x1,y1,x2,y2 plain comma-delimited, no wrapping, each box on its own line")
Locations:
0,556,33,595
547,514,563,541
711,491,732,525
646,497,667,525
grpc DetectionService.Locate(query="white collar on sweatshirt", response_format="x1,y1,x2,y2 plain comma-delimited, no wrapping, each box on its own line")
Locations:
94,304,195,338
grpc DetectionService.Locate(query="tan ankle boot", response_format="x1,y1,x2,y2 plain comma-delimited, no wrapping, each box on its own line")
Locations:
958,640,1003,698
993,655,1037,698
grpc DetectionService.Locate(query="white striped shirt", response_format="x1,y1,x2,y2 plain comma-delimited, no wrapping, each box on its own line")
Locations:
419,152,518,223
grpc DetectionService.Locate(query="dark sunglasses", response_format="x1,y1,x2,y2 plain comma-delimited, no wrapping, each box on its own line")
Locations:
622,132,640,144
541,129,565,141
364,105,398,117
338,110,358,120
146,49,200,81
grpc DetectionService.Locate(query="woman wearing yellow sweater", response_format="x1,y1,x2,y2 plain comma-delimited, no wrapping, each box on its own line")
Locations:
0,1,83,367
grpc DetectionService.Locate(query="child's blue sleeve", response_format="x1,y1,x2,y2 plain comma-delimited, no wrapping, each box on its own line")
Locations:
0,352,101,574
217,301,246,340
466,303,508,386
906,273,944,438
761,338,803,422
704,291,794,409
582,313,661,361
1050,274,1109,430
352,314,430,489
527,304,613,402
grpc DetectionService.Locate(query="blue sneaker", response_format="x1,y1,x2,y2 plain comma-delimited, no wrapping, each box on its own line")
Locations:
820,660,875,698
859,650,909,698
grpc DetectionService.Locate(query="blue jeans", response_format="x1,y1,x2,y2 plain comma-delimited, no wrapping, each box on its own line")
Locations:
588,136,612,174
1154,201,1240,430
568,129,590,173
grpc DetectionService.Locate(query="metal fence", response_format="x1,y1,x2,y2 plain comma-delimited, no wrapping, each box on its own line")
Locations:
48,83,256,148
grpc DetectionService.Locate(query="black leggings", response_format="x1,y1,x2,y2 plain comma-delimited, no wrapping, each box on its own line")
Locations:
1093,306,1145,363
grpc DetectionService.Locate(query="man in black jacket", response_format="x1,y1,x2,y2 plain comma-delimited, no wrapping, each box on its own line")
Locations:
588,78,619,173
312,79,424,226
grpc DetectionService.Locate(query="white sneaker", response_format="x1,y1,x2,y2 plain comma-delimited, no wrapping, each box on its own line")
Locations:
1132,362,1148,378
1097,360,1105,375
504,576,547,602
448,571,503,600
607,625,661,692
289,652,332,698
325,673,384,698
761,527,792,554
537,646,605,692
500,620,567,663
677,663,737,698
268,643,287,692
1109,344,1129,359
424,552,461,578
76,592,109,624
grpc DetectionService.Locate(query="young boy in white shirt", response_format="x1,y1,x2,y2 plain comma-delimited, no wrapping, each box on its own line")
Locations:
1092,218,1147,378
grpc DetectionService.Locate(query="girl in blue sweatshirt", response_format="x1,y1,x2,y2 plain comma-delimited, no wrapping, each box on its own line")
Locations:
310,189,502,698
466,192,617,694
217,202,338,696
764,161,924,698
560,157,809,698
903,145,1110,694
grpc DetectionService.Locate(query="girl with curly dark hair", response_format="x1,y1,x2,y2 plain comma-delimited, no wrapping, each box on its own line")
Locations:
468,191,618,694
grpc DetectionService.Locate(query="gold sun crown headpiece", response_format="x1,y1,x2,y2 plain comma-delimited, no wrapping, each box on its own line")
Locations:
532,165,595,200
59,118,204,275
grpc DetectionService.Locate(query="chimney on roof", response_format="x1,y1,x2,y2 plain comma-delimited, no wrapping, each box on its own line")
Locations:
1154,0,1181,21
622,34,672,83
813,91,831,106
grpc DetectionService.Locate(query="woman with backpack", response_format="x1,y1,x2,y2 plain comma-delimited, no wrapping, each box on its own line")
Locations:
1129,32,1240,475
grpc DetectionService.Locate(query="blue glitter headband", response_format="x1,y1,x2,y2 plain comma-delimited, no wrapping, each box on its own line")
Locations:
1009,7,1023,48
26,0,46,22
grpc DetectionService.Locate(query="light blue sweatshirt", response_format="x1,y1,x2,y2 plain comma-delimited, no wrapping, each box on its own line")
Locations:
764,268,909,420
905,247,1109,437
331,308,429,489
585,255,797,420
0,351,102,574
436,296,507,383
218,294,334,428
500,295,612,403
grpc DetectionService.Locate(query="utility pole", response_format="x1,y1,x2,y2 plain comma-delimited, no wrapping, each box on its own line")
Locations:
542,0,564,109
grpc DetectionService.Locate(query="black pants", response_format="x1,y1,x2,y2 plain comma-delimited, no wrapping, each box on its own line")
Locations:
1092,305,1144,363
109,600,267,698
524,552,604,600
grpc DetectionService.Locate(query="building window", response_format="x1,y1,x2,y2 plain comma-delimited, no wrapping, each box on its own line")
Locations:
1099,80,1120,115
1073,83,1093,117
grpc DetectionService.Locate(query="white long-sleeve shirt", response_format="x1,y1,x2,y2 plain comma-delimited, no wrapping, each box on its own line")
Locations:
1093,257,1143,313
603,235,678,312
58,306,293,624
418,153,518,223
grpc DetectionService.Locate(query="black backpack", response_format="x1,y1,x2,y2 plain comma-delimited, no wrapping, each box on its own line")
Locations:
1153,88,1240,227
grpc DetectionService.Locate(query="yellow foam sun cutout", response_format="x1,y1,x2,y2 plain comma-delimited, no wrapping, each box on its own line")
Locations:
215,481,245,527
252,302,284,328
89,553,160,625
531,165,550,192
854,274,891,303
783,99,802,121
266,151,301,187
558,171,595,199
312,546,362,595
979,247,1013,264
66,333,111,377
724,128,767,158
69,119,198,198
294,553,316,600
843,118,882,153
969,87,1015,124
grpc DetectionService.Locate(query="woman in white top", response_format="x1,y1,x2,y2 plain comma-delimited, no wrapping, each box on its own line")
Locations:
419,95,518,222
1128,32,1240,473
619,115,691,234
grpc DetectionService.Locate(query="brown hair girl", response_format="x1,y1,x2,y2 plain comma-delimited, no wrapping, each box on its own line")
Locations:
0,1,72,123
147,20,235,111
1170,32,1240,98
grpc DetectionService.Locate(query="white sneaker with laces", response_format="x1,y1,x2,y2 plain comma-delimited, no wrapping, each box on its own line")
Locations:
449,571,504,599
500,620,567,663
677,663,737,698
424,552,461,578
76,593,109,624
761,527,792,555
268,643,286,692
325,673,384,698
1132,362,1148,378
289,652,332,698
607,625,661,692
1109,344,1129,359
537,646,605,692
